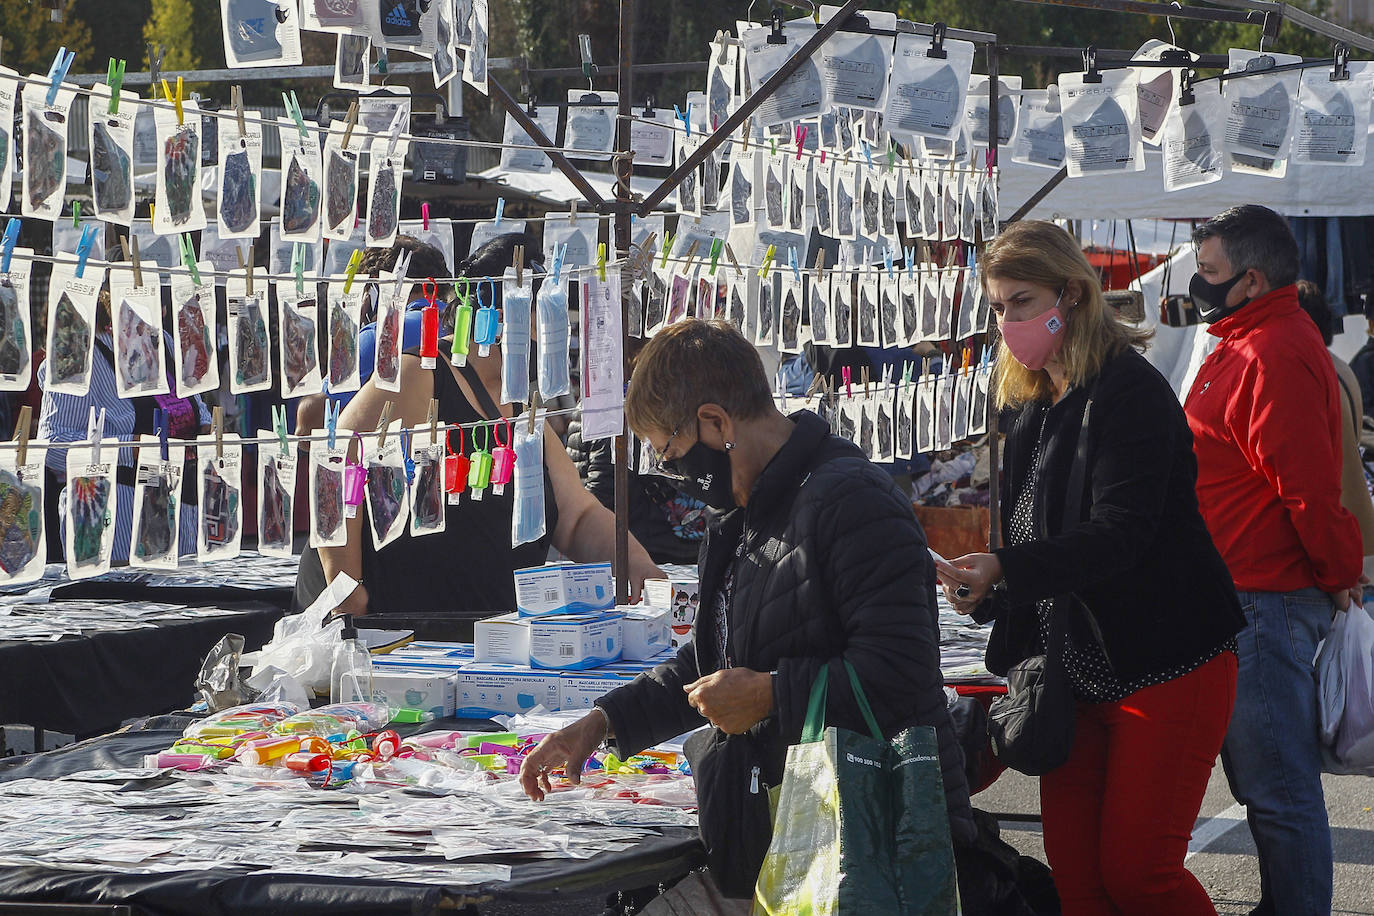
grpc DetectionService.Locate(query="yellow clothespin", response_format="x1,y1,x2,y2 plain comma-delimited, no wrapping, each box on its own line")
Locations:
597,243,607,282
344,249,364,294
758,244,777,279
160,76,184,126
681,239,701,274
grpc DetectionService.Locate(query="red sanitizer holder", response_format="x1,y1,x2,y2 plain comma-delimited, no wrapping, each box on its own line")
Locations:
491,419,516,496
445,426,470,505
419,280,440,369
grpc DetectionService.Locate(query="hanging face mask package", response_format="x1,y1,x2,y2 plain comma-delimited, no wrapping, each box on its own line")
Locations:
952,362,973,444
937,362,958,451
676,134,703,217
761,148,788,229
309,426,351,549
1012,87,1066,169
788,156,809,234
410,426,446,539
888,30,975,146
170,263,219,398
956,257,980,340
913,365,935,455
939,169,960,243
20,73,75,220
752,269,778,348
778,270,804,355
88,85,138,227
1292,63,1373,167
815,6,896,112
666,262,694,327
279,119,324,243
832,267,853,348
970,353,992,437
432,0,460,88
1224,49,1301,177
809,267,833,346
967,75,1021,148
463,0,491,94
129,436,184,570
1059,67,1145,178
858,386,877,461
837,388,860,444
226,268,271,394
256,433,297,559
0,68,16,213
743,13,826,127
366,420,410,550
939,261,960,340
921,169,940,242
216,106,263,239
109,271,169,399
373,278,405,395
898,262,919,347
0,249,33,392
278,287,322,399
856,266,879,347
1162,78,1226,191
880,266,901,348
198,432,243,562
321,122,359,242
500,104,559,174
834,159,859,241
812,156,834,236
45,260,102,397
643,263,669,337
366,132,408,249
896,370,915,461
501,266,534,405
509,411,546,547
875,374,896,464
374,0,438,56
567,90,618,162
859,165,882,239
0,436,45,586
152,100,206,235
326,276,363,392
221,0,303,66
66,430,117,579
301,0,366,32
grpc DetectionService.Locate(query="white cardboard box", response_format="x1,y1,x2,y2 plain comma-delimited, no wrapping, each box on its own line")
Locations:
558,671,640,712
644,576,701,648
529,613,623,670
618,606,671,660
514,563,615,617
370,668,458,718
457,663,562,716
474,613,532,665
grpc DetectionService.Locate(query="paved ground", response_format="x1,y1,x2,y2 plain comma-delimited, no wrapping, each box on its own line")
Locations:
977,764,1374,914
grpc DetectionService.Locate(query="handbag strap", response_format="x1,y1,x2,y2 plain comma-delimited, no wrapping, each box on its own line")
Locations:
1045,388,1096,663
801,661,884,744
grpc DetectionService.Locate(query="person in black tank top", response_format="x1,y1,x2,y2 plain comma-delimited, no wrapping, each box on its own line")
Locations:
293,234,663,619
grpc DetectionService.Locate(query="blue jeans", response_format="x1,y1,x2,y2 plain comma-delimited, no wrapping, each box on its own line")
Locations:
1221,589,1334,916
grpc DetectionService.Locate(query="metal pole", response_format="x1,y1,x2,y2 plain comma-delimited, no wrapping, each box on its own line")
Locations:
614,0,636,604
1006,167,1069,224
986,43,1002,553
488,75,608,209
638,0,866,214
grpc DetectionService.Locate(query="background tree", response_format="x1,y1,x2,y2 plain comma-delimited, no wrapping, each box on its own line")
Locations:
0,0,93,75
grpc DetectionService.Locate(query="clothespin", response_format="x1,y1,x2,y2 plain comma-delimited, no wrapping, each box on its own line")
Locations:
71,201,80,228
963,347,973,375
905,245,916,279
154,408,170,462
551,242,567,284
87,407,106,464
715,30,730,64
494,197,506,226
805,372,824,399
758,244,777,279
106,59,126,114
212,407,225,459
843,366,853,399
399,427,415,484
272,405,289,456
569,200,578,225
292,243,306,296
13,406,30,467
384,104,406,159
1333,44,1351,81
709,237,723,276
120,235,143,287
324,398,340,450
1179,68,1197,106
788,246,801,283
237,243,255,296
770,136,777,157
659,232,675,269
514,245,524,287
796,124,808,162
742,118,752,151
725,243,743,278
681,239,701,273
596,243,608,282
814,247,826,281
928,21,948,58
344,249,364,294
862,366,872,396
376,402,394,447
1082,46,1102,84
160,76,185,125
146,42,166,95
231,85,247,137
391,248,413,303
887,141,897,172
1,220,18,274
281,89,308,143
179,234,199,285
341,100,359,149
45,46,75,107
427,398,440,447
74,225,96,279
861,140,873,170
883,246,894,280
902,360,914,390
421,202,431,231
528,390,540,434
767,8,787,44
674,103,691,138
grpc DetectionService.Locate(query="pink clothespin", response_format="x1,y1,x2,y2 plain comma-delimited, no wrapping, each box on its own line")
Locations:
843,366,853,400
422,203,431,231
795,125,808,162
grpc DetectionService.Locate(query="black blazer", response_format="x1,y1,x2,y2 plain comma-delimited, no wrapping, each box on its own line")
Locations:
977,347,1244,681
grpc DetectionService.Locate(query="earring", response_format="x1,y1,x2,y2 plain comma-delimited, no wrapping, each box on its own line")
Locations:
724,441,736,451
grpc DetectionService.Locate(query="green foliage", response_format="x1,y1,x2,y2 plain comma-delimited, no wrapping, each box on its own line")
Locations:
0,0,93,75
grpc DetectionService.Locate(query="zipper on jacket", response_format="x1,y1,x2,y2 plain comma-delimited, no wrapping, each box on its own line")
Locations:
749,765,760,794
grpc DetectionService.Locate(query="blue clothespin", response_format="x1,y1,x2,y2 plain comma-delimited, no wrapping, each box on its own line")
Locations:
861,140,874,170
884,246,894,280
675,103,691,138
904,245,916,279
154,408,170,462
179,234,200,285
46,47,75,107
292,242,306,296
551,242,567,284
788,246,800,284
1,220,20,274
272,405,290,456
494,198,505,226
74,224,97,279
400,428,416,484
281,90,309,143
324,395,341,450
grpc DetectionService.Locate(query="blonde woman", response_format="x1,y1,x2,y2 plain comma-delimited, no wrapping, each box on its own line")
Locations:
937,220,1244,915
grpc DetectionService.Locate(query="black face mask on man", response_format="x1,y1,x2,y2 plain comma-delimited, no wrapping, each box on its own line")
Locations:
663,441,737,511
1189,269,1252,324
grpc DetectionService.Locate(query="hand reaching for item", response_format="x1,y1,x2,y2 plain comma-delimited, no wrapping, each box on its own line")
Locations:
934,552,1004,615
519,709,609,802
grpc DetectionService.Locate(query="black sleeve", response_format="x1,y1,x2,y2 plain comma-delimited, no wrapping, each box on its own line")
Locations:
994,369,1180,607
564,421,615,510
772,466,947,744
596,642,708,757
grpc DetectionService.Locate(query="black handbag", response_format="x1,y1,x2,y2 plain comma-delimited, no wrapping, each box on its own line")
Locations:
987,390,1096,777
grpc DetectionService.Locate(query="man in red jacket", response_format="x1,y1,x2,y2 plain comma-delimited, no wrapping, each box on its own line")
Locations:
1184,204,1364,916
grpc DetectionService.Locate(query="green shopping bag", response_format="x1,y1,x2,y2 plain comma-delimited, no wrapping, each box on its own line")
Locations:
752,662,959,916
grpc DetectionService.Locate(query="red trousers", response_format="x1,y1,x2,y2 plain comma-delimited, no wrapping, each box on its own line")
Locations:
1040,651,1238,916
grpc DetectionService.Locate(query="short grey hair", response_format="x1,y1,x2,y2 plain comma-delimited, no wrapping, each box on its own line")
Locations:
1192,204,1299,289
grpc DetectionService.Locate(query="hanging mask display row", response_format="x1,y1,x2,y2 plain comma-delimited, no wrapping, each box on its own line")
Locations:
0,249,33,392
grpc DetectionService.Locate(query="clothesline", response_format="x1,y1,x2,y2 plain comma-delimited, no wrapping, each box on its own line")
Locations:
654,252,975,275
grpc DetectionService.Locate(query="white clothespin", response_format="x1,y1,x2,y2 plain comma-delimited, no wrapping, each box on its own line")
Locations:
391,249,413,304
87,407,107,464
384,105,406,160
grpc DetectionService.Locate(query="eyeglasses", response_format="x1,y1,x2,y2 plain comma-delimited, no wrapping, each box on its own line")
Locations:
645,420,689,481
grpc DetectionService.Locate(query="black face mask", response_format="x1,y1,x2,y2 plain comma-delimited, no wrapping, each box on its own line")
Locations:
663,441,736,511
1189,270,1251,324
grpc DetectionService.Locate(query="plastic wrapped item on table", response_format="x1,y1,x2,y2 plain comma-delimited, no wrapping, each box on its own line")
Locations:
179,702,301,741
274,701,393,739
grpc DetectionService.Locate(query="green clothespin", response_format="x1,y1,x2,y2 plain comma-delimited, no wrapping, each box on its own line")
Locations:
179,234,200,285
597,243,607,282
292,242,306,296
106,59,125,114
71,201,80,227
658,232,675,269
272,405,290,456
709,237,723,276
281,90,309,143
887,141,897,171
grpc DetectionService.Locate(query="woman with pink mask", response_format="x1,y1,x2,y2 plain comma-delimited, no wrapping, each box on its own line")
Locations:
937,220,1244,915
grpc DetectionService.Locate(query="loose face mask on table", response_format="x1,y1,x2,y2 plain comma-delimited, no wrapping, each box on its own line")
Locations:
664,442,737,511
1000,291,1067,371
1188,270,1251,324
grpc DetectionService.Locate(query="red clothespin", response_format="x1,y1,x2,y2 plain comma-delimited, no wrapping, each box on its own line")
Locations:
795,124,808,162
421,203,431,231
842,366,853,400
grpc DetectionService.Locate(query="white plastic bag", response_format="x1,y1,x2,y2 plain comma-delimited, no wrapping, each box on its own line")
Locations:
250,571,359,690
1336,604,1374,767
1318,608,1349,747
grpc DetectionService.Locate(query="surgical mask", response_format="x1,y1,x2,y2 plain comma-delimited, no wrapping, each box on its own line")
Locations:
1189,270,1251,324
511,416,547,546
663,441,736,511
1000,292,1067,371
